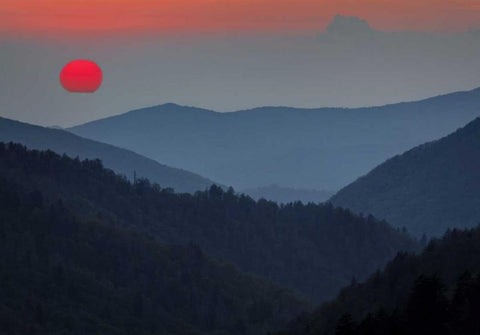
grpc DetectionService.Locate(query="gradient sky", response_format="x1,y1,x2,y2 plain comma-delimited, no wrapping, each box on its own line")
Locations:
2,0,480,36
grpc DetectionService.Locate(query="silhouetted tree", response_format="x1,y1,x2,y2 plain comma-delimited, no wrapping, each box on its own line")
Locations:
406,275,450,335
335,314,356,335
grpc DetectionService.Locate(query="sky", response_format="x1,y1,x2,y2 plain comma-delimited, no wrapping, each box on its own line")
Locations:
3,0,480,35
1,1,480,126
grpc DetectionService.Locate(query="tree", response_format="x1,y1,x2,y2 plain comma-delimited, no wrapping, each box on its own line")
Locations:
451,271,480,334
406,275,450,335
335,313,356,335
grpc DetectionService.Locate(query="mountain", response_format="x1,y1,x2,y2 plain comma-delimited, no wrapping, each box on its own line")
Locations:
0,116,216,193
68,88,480,191
242,185,333,204
279,226,480,335
0,166,306,335
0,143,418,303
331,116,480,238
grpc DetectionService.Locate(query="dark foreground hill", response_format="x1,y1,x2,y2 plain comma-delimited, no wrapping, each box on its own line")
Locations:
331,116,480,237
279,226,480,335
0,143,418,303
0,116,215,193
0,177,306,335
69,88,480,191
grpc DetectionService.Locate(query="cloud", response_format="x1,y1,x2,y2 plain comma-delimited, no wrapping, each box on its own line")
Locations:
325,15,374,36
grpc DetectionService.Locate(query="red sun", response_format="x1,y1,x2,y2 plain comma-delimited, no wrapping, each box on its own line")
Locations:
60,59,103,93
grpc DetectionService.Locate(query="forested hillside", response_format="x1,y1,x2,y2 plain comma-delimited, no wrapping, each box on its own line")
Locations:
0,173,306,335
0,143,418,303
280,226,480,335
0,116,215,193
242,185,332,204
331,116,480,237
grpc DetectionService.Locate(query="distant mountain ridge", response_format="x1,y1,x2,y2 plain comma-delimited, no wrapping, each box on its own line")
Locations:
331,116,480,237
69,87,480,191
0,116,216,193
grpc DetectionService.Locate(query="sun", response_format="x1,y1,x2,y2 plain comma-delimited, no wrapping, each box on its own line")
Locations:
60,60,103,93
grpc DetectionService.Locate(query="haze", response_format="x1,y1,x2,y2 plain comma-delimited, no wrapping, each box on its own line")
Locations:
1,16,479,126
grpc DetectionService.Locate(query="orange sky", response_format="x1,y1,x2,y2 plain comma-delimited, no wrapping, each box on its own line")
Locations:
2,0,480,36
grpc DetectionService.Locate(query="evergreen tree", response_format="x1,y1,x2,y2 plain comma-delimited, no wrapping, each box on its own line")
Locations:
335,314,356,335
406,275,450,335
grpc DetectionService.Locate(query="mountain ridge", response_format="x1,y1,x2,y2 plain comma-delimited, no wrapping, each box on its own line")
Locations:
68,87,480,191
279,225,480,335
71,87,480,124
0,149,307,335
0,142,419,303
331,116,480,237
0,116,217,193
